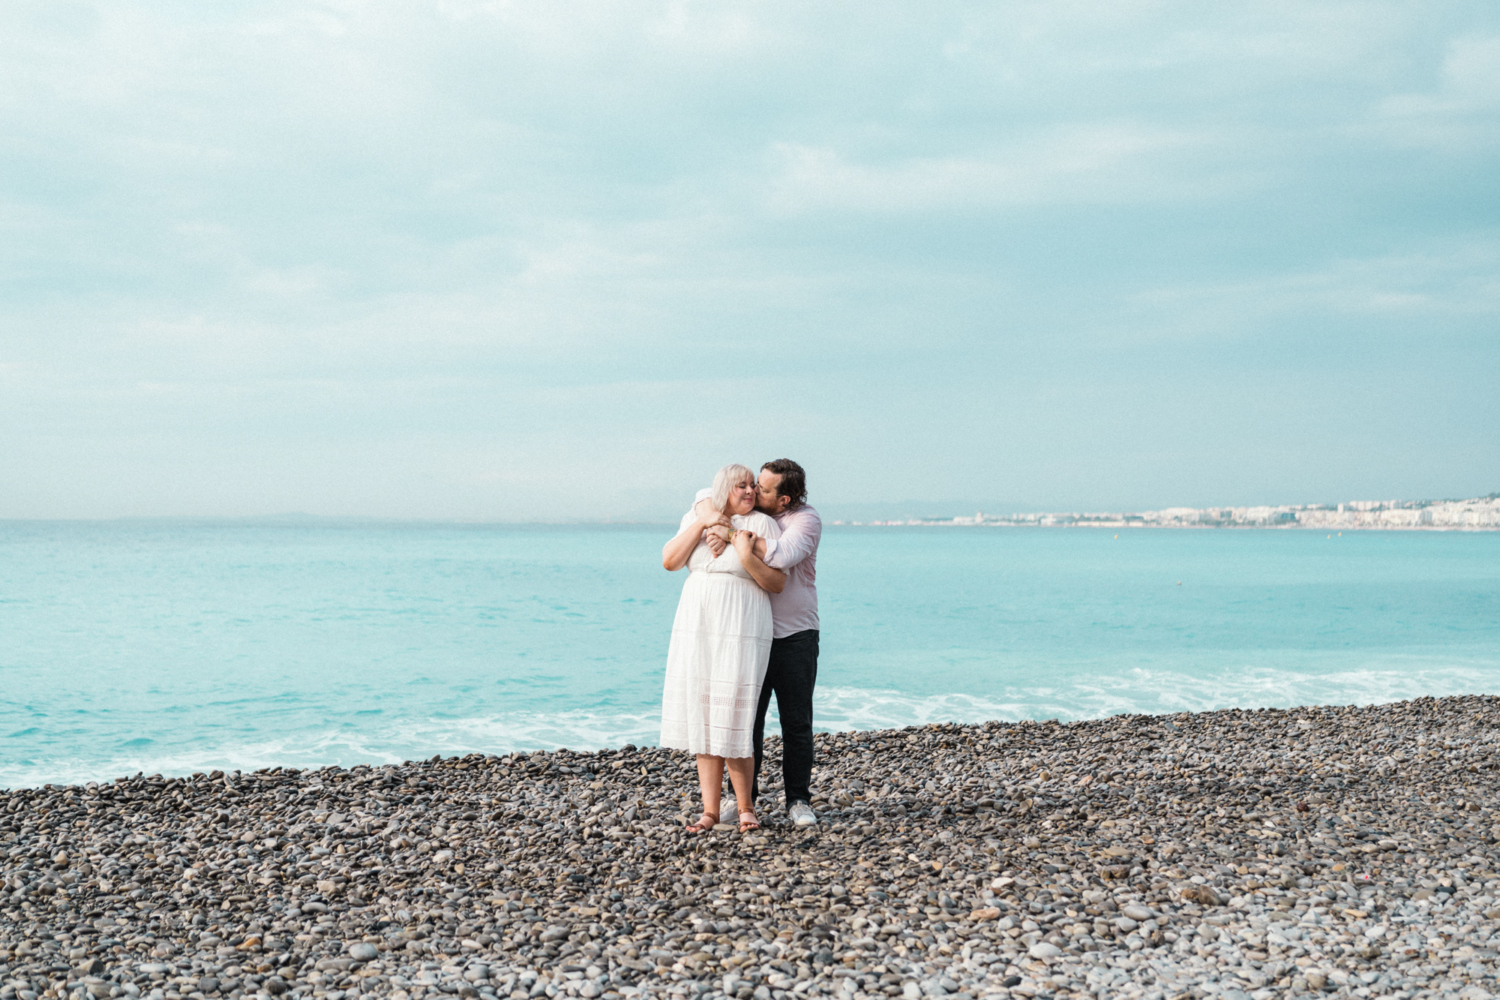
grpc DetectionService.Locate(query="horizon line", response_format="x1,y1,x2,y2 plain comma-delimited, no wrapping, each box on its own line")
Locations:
1,488,1495,528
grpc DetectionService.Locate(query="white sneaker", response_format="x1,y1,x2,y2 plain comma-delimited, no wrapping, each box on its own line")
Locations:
788,801,817,827
720,801,741,825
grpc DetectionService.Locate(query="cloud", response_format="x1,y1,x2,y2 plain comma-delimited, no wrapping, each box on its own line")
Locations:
763,123,1236,214
1130,242,1500,332
1,1,1499,518
1376,34,1500,149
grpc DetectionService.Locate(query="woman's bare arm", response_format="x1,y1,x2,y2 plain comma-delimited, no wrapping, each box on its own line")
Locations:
663,514,718,571
694,497,732,557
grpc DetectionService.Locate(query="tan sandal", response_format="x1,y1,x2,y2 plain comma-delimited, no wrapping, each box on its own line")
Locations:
738,811,760,833
685,811,717,834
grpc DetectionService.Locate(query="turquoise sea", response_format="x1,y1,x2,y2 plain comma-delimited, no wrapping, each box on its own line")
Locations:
2,522,1498,789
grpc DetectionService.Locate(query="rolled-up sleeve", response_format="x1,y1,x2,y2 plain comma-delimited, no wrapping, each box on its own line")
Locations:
763,508,821,570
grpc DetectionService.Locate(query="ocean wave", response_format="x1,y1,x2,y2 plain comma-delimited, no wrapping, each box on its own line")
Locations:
814,657,1500,730
0,708,666,790
5,657,1499,788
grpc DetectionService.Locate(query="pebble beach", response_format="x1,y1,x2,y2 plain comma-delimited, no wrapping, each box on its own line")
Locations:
3,696,1500,1000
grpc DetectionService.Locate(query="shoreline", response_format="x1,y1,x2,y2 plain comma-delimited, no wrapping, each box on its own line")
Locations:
2,697,1498,1000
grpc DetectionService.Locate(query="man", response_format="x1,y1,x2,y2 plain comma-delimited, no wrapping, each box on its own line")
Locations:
692,459,822,828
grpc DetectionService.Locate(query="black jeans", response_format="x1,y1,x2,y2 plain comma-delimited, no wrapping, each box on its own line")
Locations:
751,629,818,807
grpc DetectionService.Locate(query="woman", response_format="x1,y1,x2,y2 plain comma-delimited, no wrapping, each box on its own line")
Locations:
660,464,785,833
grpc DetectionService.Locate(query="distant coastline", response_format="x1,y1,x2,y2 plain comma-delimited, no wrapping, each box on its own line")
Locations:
832,492,1500,530
5,493,1497,531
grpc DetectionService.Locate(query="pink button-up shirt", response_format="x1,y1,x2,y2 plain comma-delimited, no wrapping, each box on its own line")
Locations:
692,492,822,639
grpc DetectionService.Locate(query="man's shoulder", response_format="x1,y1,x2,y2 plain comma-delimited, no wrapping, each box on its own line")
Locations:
776,504,822,528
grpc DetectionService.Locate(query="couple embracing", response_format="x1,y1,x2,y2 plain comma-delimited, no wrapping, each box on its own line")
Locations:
659,459,822,835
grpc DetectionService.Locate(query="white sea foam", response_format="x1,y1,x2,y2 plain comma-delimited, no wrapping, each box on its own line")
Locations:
814,658,1500,731
0,708,664,790
7,657,1497,789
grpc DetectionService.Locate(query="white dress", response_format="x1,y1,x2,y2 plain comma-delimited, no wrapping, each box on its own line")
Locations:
659,510,783,758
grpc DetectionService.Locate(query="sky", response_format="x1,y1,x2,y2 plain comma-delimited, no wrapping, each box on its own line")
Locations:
2,1,1497,522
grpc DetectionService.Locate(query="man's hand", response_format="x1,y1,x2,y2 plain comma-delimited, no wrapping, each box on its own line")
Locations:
704,524,729,557
694,497,730,530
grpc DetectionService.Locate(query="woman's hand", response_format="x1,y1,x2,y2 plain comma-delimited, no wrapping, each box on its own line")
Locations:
665,500,733,570
704,525,730,557
732,529,756,559
694,497,732,556
734,530,786,593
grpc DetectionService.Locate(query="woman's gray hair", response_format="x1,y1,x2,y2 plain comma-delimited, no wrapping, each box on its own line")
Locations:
711,464,756,512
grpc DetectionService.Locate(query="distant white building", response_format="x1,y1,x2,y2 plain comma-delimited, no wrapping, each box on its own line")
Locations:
933,493,1499,530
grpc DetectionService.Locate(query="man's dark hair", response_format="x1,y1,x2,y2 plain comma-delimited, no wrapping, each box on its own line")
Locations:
761,458,808,509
